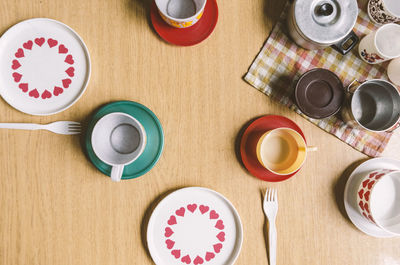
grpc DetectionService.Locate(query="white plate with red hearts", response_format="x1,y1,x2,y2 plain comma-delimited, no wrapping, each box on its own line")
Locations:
344,157,400,238
147,187,243,265
0,18,91,115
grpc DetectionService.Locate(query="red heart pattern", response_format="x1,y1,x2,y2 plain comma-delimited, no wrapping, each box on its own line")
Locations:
12,72,22,82
171,249,180,259
19,83,28,92
59,44,68,54
167,215,177,226
66,67,75,77
213,243,222,253
164,227,173,237
41,90,52,99
165,239,175,249
35,37,45,47
12,60,21,70
193,256,204,265
358,201,364,211
358,189,364,199
65,55,74,64
62,79,72,88
362,179,369,188
23,40,33,50
210,210,219,219
15,48,24,58
364,203,370,213
375,173,385,180
216,232,225,242
47,38,58,48
187,204,197,213
205,252,215,261
175,207,185,217
199,205,209,214
367,181,375,190
53,86,63,96
369,172,377,178
29,89,39,98
181,255,191,264
215,220,224,230
364,191,370,201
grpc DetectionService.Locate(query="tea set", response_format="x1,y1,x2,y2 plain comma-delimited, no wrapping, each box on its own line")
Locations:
0,0,400,264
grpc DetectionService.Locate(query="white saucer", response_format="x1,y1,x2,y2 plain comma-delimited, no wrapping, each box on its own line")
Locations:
344,157,400,238
147,187,243,265
0,18,91,115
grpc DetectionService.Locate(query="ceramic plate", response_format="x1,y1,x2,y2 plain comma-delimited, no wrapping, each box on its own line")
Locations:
0,18,91,115
147,187,243,265
150,0,218,46
344,157,400,238
240,115,306,182
85,101,164,180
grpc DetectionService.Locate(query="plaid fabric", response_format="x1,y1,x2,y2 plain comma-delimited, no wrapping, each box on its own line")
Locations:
244,5,394,157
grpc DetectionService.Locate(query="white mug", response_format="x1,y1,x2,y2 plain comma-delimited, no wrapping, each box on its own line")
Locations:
359,23,400,64
368,0,400,25
388,57,400,86
155,0,207,28
91,112,146,182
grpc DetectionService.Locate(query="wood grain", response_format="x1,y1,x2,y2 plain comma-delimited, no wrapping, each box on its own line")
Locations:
0,0,399,264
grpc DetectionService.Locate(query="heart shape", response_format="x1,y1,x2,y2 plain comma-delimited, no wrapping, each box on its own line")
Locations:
210,210,219,219
29,89,39,98
367,181,375,190
362,179,369,188
19,83,28,92
171,249,180,259
369,172,377,178
15,48,24,58
65,67,75,77
12,72,22,82
358,189,364,199
35,37,45,47
167,215,177,225
175,207,185,217
375,173,385,180
215,220,224,230
193,256,204,265
213,243,222,253
53,86,64,96
205,252,215,261
47,38,58,48
368,215,374,222
364,203,370,213
364,191,370,201
12,60,21,70
164,227,173,237
165,239,175,249
65,55,74,64
358,201,364,211
181,255,191,264
199,205,209,214
216,232,225,242
362,212,369,219
41,90,52,99
187,204,197,213
59,44,68,54
23,40,33,50
62,78,72,88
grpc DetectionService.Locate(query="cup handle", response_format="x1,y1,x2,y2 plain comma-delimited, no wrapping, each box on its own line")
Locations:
307,146,318,152
331,30,359,55
345,79,364,94
111,165,124,182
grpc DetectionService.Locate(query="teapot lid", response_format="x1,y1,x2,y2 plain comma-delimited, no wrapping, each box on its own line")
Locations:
293,0,358,45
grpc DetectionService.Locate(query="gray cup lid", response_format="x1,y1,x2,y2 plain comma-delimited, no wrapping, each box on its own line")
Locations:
294,0,358,45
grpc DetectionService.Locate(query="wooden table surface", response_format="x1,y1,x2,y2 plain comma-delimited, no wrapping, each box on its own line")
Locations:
0,0,400,264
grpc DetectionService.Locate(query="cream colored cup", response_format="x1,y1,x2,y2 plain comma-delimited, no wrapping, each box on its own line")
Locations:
388,57,400,86
256,128,317,175
155,0,207,28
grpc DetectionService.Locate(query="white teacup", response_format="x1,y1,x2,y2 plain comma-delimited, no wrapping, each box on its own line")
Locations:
91,112,146,182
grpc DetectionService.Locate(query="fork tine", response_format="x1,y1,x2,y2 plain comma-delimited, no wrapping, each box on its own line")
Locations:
274,188,277,201
268,188,271,201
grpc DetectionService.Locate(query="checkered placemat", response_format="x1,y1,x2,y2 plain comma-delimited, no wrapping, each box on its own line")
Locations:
244,5,394,157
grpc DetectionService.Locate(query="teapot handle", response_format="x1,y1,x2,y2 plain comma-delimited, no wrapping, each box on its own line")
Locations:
345,79,365,94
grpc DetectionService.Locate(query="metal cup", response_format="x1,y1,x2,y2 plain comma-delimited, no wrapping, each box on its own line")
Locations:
341,79,400,132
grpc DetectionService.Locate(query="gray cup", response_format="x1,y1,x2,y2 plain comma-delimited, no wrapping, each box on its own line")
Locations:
341,79,400,132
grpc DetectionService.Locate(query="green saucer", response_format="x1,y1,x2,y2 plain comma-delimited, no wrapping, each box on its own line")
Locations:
85,101,164,180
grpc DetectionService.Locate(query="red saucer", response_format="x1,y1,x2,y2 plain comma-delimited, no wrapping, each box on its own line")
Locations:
150,0,218,46
240,115,306,182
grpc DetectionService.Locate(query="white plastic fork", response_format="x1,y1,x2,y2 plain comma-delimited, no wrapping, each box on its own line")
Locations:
0,121,81,135
263,188,278,265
